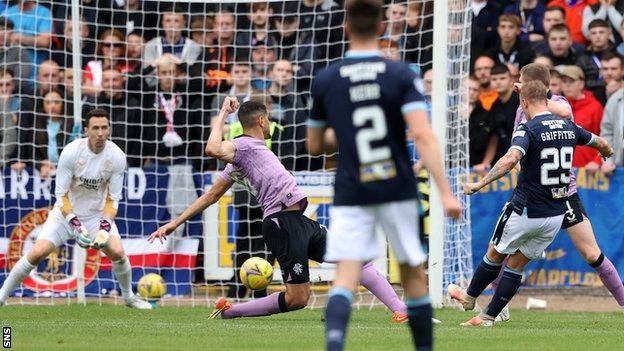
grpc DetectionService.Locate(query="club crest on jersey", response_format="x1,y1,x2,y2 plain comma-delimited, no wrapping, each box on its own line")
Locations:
7,208,100,293
80,177,103,190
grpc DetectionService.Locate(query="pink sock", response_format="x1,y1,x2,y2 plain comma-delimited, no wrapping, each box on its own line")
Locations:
490,256,510,291
593,255,624,307
359,262,406,314
222,292,282,319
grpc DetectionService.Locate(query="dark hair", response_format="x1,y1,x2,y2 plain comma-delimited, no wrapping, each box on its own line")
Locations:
544,6,565,19
0,67,14,78
520,63,551,86
162,4,188,19
548,23,570,37
345,0,383,38
588,19,610,30
490,64,510,76
84,108,110,126
238,100,268,129
601,51,624,67
0,17,14,30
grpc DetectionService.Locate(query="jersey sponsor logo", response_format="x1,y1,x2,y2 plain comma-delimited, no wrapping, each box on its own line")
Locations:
540,119,565,130
79,177,103,190
349,83,380,102
551,186,568,199
360,160,397,183
511,130,525,139
7,208,100,293
339,62,386,82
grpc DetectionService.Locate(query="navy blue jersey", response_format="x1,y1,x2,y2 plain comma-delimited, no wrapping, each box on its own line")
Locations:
509,112,594,218
309,51,427,206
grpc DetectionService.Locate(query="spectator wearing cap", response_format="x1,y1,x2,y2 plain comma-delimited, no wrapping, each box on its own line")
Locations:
599,86,624,175
236,2,276,48
503,0,546,42
143,5,202,71
545,24,584,66
600,52,624,101
251,38,277,90
5,0,53,81
582,0,624,44
0,17,31,88
559,65,604,168
576,19,617,103
486,14,536,77
548,0,599,45
272,5,299,60
51,17,96,69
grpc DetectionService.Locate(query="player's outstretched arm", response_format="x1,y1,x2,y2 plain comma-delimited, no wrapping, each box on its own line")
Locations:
405,110,462,219
464,148,523,195
148,176,233,243
205,96,238,163
586,135,614,160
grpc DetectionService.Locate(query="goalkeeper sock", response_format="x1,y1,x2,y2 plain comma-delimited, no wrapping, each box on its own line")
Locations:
466,256,503,298
591,254,624,307
0,256,36,302
112,257,133,298
325,286,353,351
222,292,281,318
359,262,406,313
406,296,433,351
485,267,522,318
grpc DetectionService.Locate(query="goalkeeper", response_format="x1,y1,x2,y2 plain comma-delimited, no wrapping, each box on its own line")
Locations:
149,98,410,322
0,109,151,309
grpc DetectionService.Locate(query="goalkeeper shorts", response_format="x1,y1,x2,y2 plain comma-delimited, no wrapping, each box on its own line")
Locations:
38,207,120,248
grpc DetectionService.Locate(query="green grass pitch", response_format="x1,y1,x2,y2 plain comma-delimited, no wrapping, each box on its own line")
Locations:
1,305,622,350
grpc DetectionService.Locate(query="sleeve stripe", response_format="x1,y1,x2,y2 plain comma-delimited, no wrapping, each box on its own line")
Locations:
401,101,428,114
510,145,526,156
307,119,327,128
584,133,597,146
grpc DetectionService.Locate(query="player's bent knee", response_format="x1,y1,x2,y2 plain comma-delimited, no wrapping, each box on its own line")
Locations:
26,240,56,265
286,289,310,310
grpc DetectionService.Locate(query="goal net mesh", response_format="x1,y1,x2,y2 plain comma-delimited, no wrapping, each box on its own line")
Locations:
0,0,471,308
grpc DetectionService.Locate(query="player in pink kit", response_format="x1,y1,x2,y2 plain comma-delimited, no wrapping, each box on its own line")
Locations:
450,63,624,318
149,97,410,322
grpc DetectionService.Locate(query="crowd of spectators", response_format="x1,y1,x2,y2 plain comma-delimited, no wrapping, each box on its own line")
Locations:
469,0,624,175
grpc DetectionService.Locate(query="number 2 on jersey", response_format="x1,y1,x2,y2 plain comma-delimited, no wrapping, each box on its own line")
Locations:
353,106,391,164
540,147,573,185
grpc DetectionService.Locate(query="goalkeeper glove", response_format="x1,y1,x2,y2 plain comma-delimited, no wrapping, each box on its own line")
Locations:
92,219,112,250
66,213,92,248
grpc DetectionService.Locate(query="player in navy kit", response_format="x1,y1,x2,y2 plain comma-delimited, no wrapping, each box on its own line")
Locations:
307,0,461,350
459,81,613,326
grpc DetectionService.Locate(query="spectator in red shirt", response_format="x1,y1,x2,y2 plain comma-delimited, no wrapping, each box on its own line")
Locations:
559,65,604,169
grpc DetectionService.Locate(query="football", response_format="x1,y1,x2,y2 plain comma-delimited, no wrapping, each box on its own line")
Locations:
239,257,273,291
137,273,167,300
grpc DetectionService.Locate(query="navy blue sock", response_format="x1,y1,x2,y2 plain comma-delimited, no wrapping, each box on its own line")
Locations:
325,287,353,351
466,256,503,298
486,267,522,317
406,296,433,351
